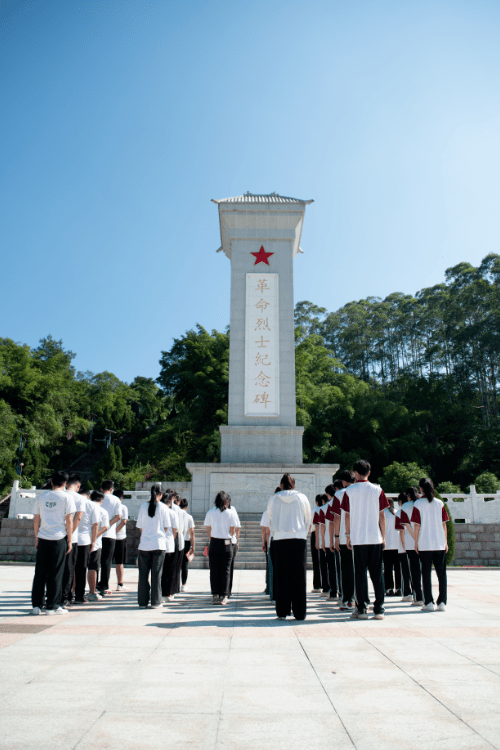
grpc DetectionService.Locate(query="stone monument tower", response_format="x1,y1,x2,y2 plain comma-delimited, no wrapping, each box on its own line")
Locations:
187,192,338,513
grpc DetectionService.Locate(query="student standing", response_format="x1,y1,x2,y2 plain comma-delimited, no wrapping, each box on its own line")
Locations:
97,480,122,596
412,478,449,612
113,489,129,592
331,471,355,611
317,494,331,598
136,484,172,609
323,481,343,602
400,487,424,606
383,500,402,596
341,460,389,620
31,471,75,615
171,493,185,596
267,473,311,621
61,474,85,606
227,500,241,598
161,491,179,602
310,495,323,593
74,488,100,603
204,491,236,605
87,491,109,601
180,499,195,592
395,492,413,602
260,508,270,594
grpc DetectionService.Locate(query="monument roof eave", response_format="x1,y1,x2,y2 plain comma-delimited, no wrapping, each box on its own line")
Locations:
212,192,313,205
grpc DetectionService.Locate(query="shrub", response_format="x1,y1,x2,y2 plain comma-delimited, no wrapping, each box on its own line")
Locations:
470,472,500,494
437,481,462,494
380,461,428,493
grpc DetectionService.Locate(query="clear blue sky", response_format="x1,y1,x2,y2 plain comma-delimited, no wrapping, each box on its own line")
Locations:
2,0,499,383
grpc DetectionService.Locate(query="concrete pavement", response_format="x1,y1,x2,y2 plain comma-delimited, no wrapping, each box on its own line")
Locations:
1,565,500,750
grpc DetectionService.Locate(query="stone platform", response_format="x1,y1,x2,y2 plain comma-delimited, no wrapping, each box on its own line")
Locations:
1,566,500,749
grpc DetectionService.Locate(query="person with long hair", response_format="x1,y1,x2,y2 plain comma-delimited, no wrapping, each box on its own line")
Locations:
160,490,178,602
267,474,311,621
400,486,424,607
136,484,172,609
395,492,413,602
412,478,449,612
383,499,402,596
204,491,236,605
310,495,323,593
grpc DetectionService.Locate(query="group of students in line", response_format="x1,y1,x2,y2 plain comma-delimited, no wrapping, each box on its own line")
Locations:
30,473,195,614
259,461,449,621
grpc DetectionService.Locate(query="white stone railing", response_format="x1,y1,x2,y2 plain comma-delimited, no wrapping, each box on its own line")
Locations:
9,481,500,524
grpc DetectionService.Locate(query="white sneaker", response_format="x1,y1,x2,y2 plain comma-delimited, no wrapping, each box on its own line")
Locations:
46,607,68,616
436,602,446,612
421,602,435,612
30,606,44,616
116,585,130,591
181,585,188,592
373,613,385,620
411,600,424,606
401,595,413,602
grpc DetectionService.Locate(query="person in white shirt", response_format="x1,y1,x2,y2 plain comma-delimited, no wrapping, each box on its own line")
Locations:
97,479,122,596
74,488,100,603
136,484,172,608
260,508,270,595
31,470,75,615
227,499,241,598
160,491,179,602
331,471,356,611
310,495,323,593
399,486,424,606
267,473,311,621
113,489,129,592
204,491,237,605
383,500,402,596
395,492,413,601
317,493,331,597
180,499,195,592
87,491,109,601
412,477,449,612
61,474,85,606
323,480,343,603
170,492,185,596
341,459,389,620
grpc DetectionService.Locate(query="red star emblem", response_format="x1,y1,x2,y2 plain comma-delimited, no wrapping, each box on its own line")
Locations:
251,246,274,265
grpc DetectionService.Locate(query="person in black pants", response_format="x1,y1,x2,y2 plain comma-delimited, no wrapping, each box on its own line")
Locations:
97,480,122,596
267,473,312,621
413,477,449,612
400,487,424,605
180,498,195,590
310,496,323,593
61,474,84,606
204,491,237,605
329,473,356,610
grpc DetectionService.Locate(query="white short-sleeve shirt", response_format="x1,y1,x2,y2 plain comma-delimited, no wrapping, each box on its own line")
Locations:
116,504,129,541
101,493,122,539
411,498,449,551
340,480,389,546
204,507,235,540
35,490,76,541
77,497,100,546
94,506,110,550
137,502,172,551
399,500,416,549
64,489,85,543
384,508,400,551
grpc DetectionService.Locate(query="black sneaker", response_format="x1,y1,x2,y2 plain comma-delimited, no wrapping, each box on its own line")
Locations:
74,597,87,604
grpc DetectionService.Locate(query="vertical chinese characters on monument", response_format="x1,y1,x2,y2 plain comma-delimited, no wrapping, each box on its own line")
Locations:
245,273,279,416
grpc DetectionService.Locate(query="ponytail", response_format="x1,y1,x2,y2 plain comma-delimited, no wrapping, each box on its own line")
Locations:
419,477,435,503
148,483,162,517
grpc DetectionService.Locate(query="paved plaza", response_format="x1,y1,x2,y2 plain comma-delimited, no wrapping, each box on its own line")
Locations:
1,565,500,750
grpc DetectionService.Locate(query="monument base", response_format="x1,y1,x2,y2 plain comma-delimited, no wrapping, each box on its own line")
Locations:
220,426,304,464
186,462,340,515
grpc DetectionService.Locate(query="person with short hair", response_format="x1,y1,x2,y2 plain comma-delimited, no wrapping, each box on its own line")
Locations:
412,478,449,612
204,491,237,605
87,491,109,601
341,460,389,620
61,474,85,606
310,495,323,593
180,499,195,592
113,489,129,592
383,499,402,596
74,485,99,604
97,480,122,596
330,471,356,611
399,486,424,606
267,473,311,621
395,492,413,601
31,470,74,615
170,492,185,596
323,481,343,602
137,484,172,609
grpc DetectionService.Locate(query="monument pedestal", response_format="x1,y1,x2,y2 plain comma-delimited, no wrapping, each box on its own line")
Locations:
187,463,339,515
219,425,304,464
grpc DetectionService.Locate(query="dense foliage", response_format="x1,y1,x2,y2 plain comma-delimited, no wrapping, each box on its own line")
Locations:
1,254,499,497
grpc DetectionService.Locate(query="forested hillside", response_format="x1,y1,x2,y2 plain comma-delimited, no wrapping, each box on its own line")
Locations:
1,254,499,495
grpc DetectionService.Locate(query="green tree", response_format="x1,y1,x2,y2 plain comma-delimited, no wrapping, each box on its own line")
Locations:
471,472,500,494
436,481,462,494
379,462,429,493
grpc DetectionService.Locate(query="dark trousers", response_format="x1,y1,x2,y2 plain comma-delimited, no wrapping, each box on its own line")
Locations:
170,540,182,596
420,550,447,605
98,538,115,591
228,542,237,595
339,544,354,604
325,548,339,597
209,538,233,597
161,551,175,596
272,538,307,620
407,549,423,601
182,540,191,586
264,541,269,594
62,542,78,601
319,548,329,593
74,544,91,600
310,532,321,590
398,552,412,596
268,539,274,601
32,537,67,609
353,544,385,615
138,549,165,607
383,549,402,592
